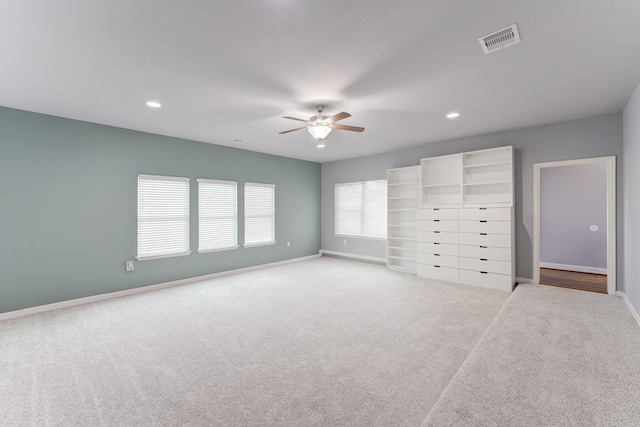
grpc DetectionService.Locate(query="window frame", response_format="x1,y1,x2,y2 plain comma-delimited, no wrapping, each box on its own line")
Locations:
197,178,239,254
243,182,276,248
136,174,192,261
335,179,388,240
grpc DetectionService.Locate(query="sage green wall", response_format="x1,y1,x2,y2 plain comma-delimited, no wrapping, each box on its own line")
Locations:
0,107,321,314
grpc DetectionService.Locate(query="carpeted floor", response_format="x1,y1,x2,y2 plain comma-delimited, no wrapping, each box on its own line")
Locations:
0,257,509,426
423,283,640,426
1,258,639,426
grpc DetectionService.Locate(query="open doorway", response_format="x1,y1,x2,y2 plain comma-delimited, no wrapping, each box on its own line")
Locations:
533,157,616,295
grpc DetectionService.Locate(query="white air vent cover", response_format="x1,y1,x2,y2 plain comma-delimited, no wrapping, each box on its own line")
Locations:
479,24,520,54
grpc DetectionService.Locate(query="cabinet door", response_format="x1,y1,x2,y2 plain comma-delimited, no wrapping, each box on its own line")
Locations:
458,245,511,261
459,220,510,235
417,242,458,256
417,231,458,244
417,208,458,220
459,207,510,221
458,232,510,248
417,219,457,232
421,253,458,268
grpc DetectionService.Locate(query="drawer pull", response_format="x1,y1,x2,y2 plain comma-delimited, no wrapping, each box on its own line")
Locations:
480,220,487,223
480,246,487,248
480,233,488,236
480,258,488,261
434,231,440,234
434,242,440,245
434,254,440,256
480,271,488,274
479,208,487,210
434,208,440,211
434,265,440,268
434,219,440,222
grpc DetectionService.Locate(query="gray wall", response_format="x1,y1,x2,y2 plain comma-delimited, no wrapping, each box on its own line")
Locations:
623,80,640,316
322,113,623,283
540,163,607,269
0,107,321,314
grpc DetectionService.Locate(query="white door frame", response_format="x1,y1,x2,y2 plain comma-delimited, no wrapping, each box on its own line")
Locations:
533,156,616,295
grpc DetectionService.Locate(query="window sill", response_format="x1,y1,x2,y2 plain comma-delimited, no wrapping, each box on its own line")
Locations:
136,251,192,261
334,234,387,241
198,245,240,254
243,241,277,248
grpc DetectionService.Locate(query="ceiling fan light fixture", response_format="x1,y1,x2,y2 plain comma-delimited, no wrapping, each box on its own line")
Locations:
308,124,332,140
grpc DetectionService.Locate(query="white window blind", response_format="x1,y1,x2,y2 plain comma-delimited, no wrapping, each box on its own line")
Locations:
197,179,238,252
137,174,191,260
335,180,387,239
244,183,275,247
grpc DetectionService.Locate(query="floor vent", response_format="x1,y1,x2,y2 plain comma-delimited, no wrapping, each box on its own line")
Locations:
479,24,520,54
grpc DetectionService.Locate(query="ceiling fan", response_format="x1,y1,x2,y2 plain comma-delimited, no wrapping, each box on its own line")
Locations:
279,105,364,146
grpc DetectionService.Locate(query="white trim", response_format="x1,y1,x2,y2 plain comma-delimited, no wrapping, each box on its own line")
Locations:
533,156,616,295
320,249,387,264
245,182,275,188
243,241,277,248
539,262,607,275
617,291,640,329
334,234,387,241
138,173,189,182
197,245,240,254
196,178,235,185
0,254,321,321
136,251,192,261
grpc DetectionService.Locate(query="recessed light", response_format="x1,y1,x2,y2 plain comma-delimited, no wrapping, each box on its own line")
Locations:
446,112,460,119
317,143,326,149
233,139,244,143
146,101,162,108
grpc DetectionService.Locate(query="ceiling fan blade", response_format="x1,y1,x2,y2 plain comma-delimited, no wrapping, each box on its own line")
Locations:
332,124,365,132
282,116,310,123
278,126,308,134
325,112,351,124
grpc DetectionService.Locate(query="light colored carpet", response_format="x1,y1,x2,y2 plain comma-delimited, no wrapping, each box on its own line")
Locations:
423,283,640,426
0,257,509,426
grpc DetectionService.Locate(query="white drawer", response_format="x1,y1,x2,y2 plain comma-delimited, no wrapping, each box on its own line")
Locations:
417,219,457,232
420,253,458,268
417,242,458,256
417,230,458,244
458,245,511,262
458,232,511,248
417,208,458,220
459,220,510,235
459,207,510,221
417,264,459,282
458,269,513,292
459,257,511,275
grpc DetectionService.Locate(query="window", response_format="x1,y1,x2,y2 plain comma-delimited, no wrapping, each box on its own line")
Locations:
335,180,387,239
244,183,275,247
137,174,191,260
197,179,238,252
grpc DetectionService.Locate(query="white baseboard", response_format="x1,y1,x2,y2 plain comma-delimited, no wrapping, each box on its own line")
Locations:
616,291,640,329
320,249,387,264
0,254,321,321
540,262,606,275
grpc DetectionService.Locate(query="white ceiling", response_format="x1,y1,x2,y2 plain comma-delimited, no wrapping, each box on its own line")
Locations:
1,1,640,163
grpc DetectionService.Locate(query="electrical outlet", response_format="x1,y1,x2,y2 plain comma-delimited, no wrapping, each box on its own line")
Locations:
343,239,347,245
287,241,290,247
125,260,134,272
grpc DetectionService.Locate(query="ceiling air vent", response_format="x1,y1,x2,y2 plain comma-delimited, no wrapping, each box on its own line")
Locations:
479,24,520,54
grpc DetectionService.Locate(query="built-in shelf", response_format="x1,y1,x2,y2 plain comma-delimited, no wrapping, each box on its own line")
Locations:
462,161,511,169
387,165,420,274
422,183,460,188
463,181,511,187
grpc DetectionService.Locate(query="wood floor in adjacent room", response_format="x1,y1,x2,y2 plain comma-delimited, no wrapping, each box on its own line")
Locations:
540,267,607,293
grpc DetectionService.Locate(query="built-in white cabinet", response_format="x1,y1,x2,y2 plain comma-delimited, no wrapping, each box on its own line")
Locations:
387,166,420,273
416,146,515,292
